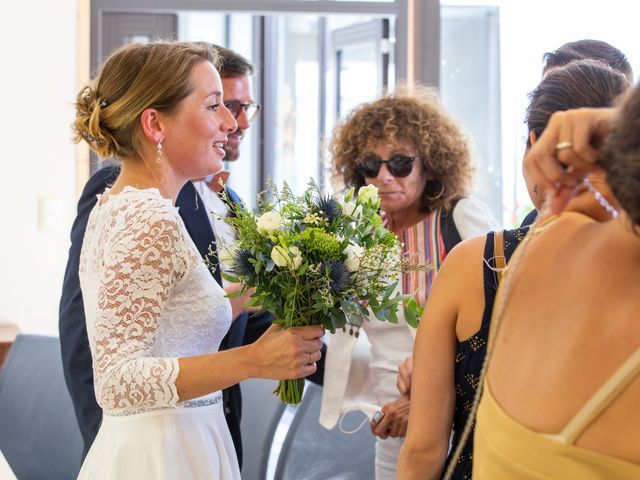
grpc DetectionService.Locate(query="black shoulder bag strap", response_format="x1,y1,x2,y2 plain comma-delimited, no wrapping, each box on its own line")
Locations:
439,197,463,253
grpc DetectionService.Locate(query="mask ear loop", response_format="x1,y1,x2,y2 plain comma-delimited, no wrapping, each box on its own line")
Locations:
483,255,507,289
337,408,371,435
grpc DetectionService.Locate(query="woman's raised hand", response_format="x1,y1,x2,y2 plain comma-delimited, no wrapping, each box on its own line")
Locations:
248,324,325,380
523,107,616,215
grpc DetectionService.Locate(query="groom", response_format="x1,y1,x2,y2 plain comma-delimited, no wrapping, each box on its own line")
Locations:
59,44,324,466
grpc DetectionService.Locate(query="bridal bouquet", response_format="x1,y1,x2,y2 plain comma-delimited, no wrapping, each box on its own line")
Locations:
217,180,422,404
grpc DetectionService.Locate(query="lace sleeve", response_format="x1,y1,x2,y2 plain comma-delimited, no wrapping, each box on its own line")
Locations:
91,198,194,413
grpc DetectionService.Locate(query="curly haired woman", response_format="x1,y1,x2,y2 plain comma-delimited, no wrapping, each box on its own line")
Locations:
319,86,498,479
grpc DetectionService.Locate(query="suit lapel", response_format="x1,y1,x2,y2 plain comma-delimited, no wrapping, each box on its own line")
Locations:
176,181,222,285
222,186,243,217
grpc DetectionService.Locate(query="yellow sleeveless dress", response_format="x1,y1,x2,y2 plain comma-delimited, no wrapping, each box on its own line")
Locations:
473,349,640,479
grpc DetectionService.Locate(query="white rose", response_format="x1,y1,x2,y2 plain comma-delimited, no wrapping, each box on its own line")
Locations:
271,245,290,267
219,244,239,267
257,211,283,234
339,200,357,217
289,246,303,270
357,184,378,204
339,200,364,219
343,244,365,272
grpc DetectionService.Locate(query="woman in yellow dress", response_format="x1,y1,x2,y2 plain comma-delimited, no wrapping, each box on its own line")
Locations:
473,84,640,478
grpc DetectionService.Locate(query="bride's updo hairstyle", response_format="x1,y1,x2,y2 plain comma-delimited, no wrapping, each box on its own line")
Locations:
73,41,218,161
602,83,640,230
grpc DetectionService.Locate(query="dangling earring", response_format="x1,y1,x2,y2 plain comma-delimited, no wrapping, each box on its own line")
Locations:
424,179,445,201
156,141,164,164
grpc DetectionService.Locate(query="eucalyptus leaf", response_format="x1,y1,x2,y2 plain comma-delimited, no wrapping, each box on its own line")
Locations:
383,281,398,299
387,306,399,324
225,290,244,298
244,296,262,307
365,295,379,308
221,272,240,283
374,309,389,322
355,302,369,317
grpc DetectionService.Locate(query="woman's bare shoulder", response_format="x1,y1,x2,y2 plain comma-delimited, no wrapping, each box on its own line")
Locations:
443,234,487,268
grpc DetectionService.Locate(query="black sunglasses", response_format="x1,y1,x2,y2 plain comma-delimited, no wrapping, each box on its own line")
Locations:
224,100,261,121
356,154,418,178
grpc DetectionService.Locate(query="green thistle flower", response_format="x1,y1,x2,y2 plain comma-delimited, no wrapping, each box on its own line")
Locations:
301,228,343,261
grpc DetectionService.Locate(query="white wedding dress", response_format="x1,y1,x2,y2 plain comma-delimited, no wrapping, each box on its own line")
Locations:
77,187,240,479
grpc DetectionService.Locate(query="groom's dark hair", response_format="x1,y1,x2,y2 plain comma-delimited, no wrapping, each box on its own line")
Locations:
543,39,633,82
213,44,254,78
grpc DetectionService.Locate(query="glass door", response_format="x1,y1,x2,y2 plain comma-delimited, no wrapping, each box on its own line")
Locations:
268,15,393,195
332,18,392,120
92,1,414,205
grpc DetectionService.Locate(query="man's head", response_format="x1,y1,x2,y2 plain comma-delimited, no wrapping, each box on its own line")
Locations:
542,39,633,83
215,45,259,161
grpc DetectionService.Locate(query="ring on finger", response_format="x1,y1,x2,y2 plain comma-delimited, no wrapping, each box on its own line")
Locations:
555,141,573,150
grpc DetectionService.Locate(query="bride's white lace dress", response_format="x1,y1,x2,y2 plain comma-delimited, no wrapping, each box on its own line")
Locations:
77,187,239,479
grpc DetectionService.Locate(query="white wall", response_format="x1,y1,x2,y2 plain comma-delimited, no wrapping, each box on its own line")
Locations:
0,1,79,335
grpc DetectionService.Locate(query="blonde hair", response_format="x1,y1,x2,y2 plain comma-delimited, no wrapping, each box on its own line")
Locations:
73,41,219,161
330,85,473,213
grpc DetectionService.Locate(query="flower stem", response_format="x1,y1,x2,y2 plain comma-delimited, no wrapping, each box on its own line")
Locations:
275,378,306,405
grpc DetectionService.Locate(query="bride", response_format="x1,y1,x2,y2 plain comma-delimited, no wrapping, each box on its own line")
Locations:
73,41,324,479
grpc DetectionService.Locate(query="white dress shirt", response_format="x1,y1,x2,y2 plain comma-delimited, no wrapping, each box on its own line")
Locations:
193,180,236,287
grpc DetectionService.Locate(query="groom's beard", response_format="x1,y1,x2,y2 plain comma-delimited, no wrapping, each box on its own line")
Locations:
223,128,245,161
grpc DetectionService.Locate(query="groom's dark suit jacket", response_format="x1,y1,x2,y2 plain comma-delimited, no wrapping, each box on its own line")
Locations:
59,165,325,466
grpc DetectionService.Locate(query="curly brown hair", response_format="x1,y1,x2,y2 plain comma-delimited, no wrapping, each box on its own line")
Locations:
330,86,473,213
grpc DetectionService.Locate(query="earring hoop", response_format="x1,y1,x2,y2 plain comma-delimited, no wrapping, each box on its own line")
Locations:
424,180,445,201
156,141,164,164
